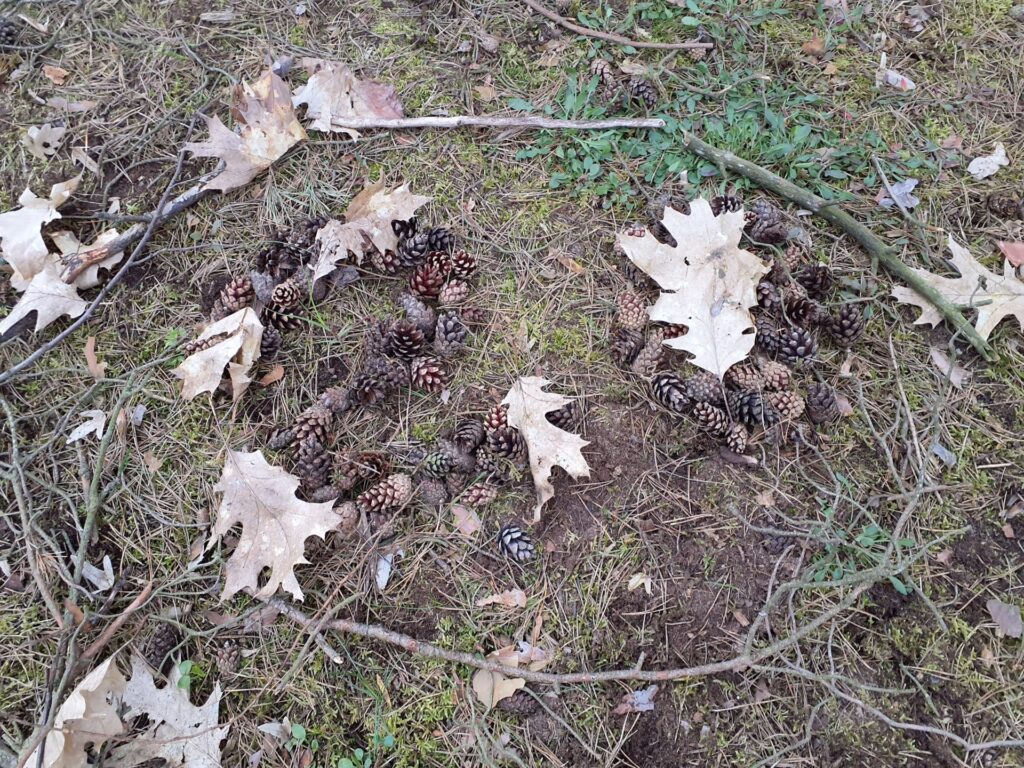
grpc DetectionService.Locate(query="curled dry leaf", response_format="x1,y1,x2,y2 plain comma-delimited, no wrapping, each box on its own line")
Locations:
613,685,658,715
22,123,67,161
185,69,307,193
967,143,1009,181
451,503,482,536
67,409,106,443
42,64,69,84
172,308,263,401
211,449,341,601
311,180,431,281
892,235,1024,342
986,598,1023,638
616,197,770,377
502,377,590,522
475,588,527,609
292,58,403,139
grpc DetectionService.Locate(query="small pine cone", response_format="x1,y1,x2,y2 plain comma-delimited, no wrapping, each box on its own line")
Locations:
462,481,499,508
392,217,418,242
793,264,834,300
725,422,749,454
745,200,789,244
144,622,182,673
268,428,297,451
659,323,687,340
438,279,471,307
785,293,825,327
546,400,583,431
460,306,487,326
398,232,429,267
783,241,807,272
334,500,359,536
987,194,1024,220
260,325,283,360
726,390,780,427
757,359,792,391
347,372,388,408
497,689,540,716
445,471,470,496
427,227,456,253
627,76,657,108
828,304,865,346
650,372,689,416
183,332,229,356
589,57,618,93
692,402,730,436
425,249,453,276
630,330,666,376
710,194,743,216
263,303,305,332
684,371,725,406
364,319,394,358
357,473,414,514
766,390,806,421
295,437,331,492
410,355,450,393
389,319,426,360
452,419,487,453
215,640,241,676
372,356,411,390
0,16,22,50
293,404,333,448
317,386,350,415
450,250,478,279
806,383,840,425
484,403,509,434
213,277,254,318
474,446,511,485
724,363,765,392
777,326,817,366
307,485,341,503
409,264,445,299
755,315,780,355
498,524,536,563
371,249,403,275
757,280,781,312
610,327,644,367
434,311,468,358
616,290,648,330
399,293,437,338
687,25,713,60
270,277,304,310
418,478,449,506
487,426,528,466
422,451,454,479
334,451,390,491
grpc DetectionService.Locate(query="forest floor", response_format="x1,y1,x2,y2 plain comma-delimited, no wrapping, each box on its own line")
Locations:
1,0,1023,766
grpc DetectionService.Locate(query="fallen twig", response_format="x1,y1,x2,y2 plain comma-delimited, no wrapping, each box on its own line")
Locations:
79,580,154,661
328,116,667,130
519,0,715,51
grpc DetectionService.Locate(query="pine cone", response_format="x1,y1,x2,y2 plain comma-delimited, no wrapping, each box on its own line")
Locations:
409,264,445,299
452,419,487,453
460,306,488,327
144,621,182,673
474,446,511,485
497,689,540,716
347,371,388,407
785,292,824,327
487,426,528,466
438,279,471,307
434,311,468,357
295,437,331,492
260,325,283,360
214,640,241,676
263,303,304,332
755,315,780,356
357,473,414,514
410,355,449,393
793,264,834,300
782,241,807,272
627,76,657,108
757,359,792,391
724,363,764,392
616,290,648,330
364,320,393,358
498,524,536,563
987,194,1024,220
256,220,323,280
684,371,725,406
183,332,229,356
757,280,781,312
589,57,618,94
418,478,449,506
687,25,713,60
745,200,788,244
766,390,806,421
422,451,453,479
270,277,304,310
426,227,456,254
292,405,333,449
546,400,583,431
317,386,350,415
462,481,499,508
389,319,426,360
725,422,749,453
450,250,478,279
0,16,22,49
630,330,666,376
336,500,359,536
806,382,840,424
306,485,342,503
609,327,644,367
727,390,780,427
334,451,390,491
777,326,817,366
400,293,437,338
446,471,470,496
710,194,743,216
484,403,509,434
212,276,254,319
692,402,730,436
392,217,418,242
371,249,403,274
651,372,689,415
828,304,865,346
425,249,453,276
398,232,429,267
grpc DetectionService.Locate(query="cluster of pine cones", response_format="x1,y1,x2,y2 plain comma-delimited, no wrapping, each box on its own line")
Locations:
611,195,859,453
0,16,21,50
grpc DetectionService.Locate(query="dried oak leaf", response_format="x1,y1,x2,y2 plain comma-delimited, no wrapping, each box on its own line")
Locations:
986,598,1023,639
171,308,263,401
185,69,307,193
502,377,590,522
210,449,342,601
0,265,87,335
108,655,227,768
0,176,80,288
311,180,431,281
475,588,527,609
25,656,125,768
22,122,67,161
616,197,770,378
892,235,1024,341
471,648,526,710
291,58,403,139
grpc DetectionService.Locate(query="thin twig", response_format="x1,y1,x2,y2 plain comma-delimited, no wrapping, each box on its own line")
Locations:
327,116,667,130
518,0,715,50
79,581,154,661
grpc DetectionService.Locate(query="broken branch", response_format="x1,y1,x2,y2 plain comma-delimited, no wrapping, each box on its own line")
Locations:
328,115,667,130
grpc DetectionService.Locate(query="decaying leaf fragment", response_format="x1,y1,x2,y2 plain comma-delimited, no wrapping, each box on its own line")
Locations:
25,656,125,768
311,180,431,281
616,197,770,377
185,69,307,193
0,176,80,288
471,647,528,709
210,450,342,601
291,58,403,139
171,308,263,400
502,377,590,522
892,235,1024,342
22,122,67,161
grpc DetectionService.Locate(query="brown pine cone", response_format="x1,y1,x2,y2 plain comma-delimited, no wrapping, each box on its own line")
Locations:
371,249,403,275
987,194,1024,220
452,419,487,453
651,372,689,415
143,621,183,673
754,315,780,356
806,382,840,424
462,481,499,508
183,332,230,356
616,290,648,330
357,473,414,514
317,386,350,415
409,264,445,299
389,319,426,360
263,303,305,332
427,227,456,254
260,326,283,360
725,422,749,453
828,304,865,346
766,390,806,421
214,639,241,676
757,280,781,312
487,426,528,466
346,371,389,408
295,437,331,492
460,306,488,327
434,311,468,358
627,76,657,108
692,402,730,436
292,404,333,449
483,403,509,434
724,363,764,392
785,292,824,327
336,500,359,536
546,400,583,431
609,327,644,367
630,329,666,376
425,250,453,276
726,390,780,427
745,200,788,244
334,451,390,492
438,279,471,307
589,57,618,94
757,359,792,391
410,355,450,393
398,232,429,268
777,326,817,366
212,276,255,319
474,446,511,485
270,277,304,310
684,371,725,406
400,293,437,338
793,263,834,300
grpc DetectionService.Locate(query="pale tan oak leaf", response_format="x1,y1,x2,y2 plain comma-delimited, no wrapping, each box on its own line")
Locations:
171,308,263,401
0,176,80,289
502,377,590,523
291,58,403,139
210,449,342,601
892,235,1024,341
615,197,769,378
